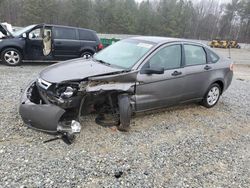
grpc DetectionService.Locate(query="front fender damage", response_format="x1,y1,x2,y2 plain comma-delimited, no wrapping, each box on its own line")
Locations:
86,70,137,92
19,70,137,143
19,81,82,144
86,82,135,93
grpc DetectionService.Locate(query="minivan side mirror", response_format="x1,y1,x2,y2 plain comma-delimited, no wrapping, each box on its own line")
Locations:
22,33,27,38
140,67,164,74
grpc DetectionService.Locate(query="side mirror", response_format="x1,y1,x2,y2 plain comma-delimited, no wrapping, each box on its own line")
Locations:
141,67,164,75
22,33,27,38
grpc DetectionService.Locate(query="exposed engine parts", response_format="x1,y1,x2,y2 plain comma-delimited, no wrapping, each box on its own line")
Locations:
20,70,137,144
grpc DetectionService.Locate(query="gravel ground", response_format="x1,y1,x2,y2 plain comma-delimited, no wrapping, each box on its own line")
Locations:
0,59,250,187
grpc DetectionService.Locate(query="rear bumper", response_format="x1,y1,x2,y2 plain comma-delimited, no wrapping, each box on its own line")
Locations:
19,81,66,133
224,71,233,92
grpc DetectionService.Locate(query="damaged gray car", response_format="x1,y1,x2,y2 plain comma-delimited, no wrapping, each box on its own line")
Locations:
19,37,233,142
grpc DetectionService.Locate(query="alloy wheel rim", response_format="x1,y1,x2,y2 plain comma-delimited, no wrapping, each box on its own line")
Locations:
4,51,20,64
207,86,220,106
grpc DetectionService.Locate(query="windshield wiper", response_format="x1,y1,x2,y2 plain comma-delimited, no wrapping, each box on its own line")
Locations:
94,58,111,66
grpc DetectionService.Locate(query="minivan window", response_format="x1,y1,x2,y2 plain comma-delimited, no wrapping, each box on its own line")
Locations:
53,27,76,40
12,25,36,37
184,45,206,66
149,44,181,70
29,28,42,40
79,29,95,41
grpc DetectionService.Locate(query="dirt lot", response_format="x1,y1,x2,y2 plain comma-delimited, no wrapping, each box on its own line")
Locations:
0,49,249,187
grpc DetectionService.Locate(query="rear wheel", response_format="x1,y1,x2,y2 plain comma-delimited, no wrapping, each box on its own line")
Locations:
80,51,93,59
201,83,221,108
1,48,22,66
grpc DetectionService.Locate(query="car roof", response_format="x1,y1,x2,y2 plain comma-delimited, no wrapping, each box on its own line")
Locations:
36,23,96,33
129,36,205,46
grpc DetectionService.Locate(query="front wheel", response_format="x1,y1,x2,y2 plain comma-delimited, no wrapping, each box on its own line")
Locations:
1,48,22,66
201,83,221,108
117,94,132,132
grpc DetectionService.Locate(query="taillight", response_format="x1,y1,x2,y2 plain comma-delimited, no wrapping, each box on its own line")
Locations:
230,63,234,71
98,43,103,50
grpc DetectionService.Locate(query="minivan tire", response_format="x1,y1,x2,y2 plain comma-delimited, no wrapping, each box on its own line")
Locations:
117,94,132,132
1,48,22,66
201,83,221,108
80,51,93,59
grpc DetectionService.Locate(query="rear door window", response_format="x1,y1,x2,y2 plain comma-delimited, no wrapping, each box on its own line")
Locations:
79,29,95,41
184,45,207,66
53,27,77,40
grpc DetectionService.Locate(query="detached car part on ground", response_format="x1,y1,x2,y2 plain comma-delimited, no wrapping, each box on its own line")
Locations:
19,37,233,143
0,23,102,66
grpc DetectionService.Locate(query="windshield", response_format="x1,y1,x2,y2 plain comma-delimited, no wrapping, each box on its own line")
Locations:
94,39,154,69
12,25,36,37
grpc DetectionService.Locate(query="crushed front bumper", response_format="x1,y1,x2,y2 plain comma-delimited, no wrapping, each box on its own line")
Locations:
19,80,80,134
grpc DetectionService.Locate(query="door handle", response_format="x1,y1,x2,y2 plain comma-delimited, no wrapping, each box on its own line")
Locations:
171,71,182,76
55,41,62,44
204,65,212,70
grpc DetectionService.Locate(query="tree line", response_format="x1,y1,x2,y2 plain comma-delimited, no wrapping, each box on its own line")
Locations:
0,0,249,42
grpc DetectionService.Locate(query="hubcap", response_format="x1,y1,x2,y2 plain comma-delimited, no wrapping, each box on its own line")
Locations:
207,86,220,106
4,51,20,64
82,53,92,59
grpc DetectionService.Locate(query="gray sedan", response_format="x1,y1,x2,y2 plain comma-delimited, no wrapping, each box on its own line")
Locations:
19,37,233,142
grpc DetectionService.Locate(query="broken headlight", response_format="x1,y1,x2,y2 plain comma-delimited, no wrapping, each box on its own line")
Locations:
61,86,74,98
56,85,78,99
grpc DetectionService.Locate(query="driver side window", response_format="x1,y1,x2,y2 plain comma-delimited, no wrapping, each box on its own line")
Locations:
148,44,182,70
29,28,42,40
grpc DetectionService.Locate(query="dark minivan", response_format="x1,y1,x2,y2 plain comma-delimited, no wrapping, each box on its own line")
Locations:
0,24,103,66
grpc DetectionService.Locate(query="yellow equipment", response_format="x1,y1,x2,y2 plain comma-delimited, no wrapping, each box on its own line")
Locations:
209,39,221,48
229,40,241,48
209,39,241,48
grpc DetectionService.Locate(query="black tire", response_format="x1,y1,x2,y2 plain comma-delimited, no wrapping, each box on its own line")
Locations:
117,94,132,132
80,51,93,59
1,48,22,66
201,83,221,108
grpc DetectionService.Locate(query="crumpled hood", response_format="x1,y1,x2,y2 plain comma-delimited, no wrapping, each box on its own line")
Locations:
39,58,124,83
